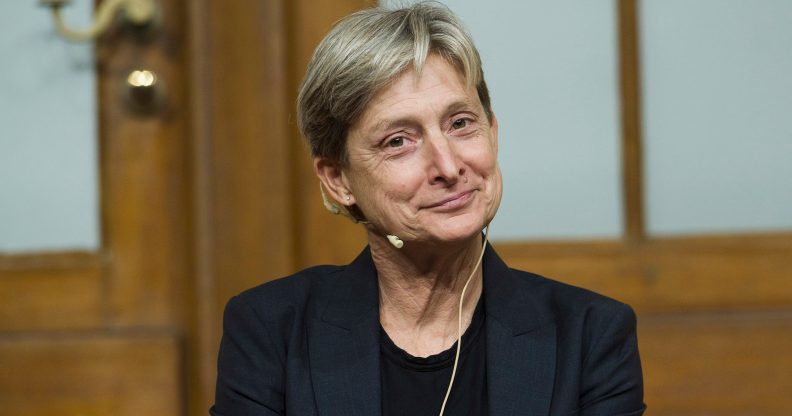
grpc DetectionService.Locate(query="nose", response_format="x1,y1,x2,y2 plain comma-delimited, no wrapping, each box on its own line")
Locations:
426,131,465,185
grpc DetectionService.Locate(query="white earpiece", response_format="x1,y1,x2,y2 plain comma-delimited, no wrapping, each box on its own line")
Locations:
386,234,404,248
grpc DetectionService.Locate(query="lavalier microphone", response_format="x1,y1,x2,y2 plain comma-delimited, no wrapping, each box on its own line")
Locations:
386,234,404,248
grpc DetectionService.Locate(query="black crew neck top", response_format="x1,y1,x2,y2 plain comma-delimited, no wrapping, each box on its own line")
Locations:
380,297,488,416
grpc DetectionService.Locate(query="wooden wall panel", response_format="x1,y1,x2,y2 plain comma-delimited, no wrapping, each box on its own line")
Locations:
286,0,372,269
499,234,792,412
199,0,294,308
497,233,792,313
0,253,104,331
98,0,190,328
2,0,192,414
186,0,301,412
640,312,792,415
0,333,181,415
618,0,646,242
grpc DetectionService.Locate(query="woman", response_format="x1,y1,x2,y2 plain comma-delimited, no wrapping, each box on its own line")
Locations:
212,3,645,415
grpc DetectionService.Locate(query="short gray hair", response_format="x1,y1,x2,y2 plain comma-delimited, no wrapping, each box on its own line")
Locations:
297,1,492,165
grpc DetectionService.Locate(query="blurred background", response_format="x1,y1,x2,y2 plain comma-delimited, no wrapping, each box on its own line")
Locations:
1,0,790,414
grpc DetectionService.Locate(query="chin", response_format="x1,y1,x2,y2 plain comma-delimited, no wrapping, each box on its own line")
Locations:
426,216,486,245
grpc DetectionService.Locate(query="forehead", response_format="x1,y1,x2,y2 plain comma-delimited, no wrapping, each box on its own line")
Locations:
353,56,478,133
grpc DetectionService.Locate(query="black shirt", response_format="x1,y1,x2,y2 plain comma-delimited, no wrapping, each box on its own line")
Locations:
380,298,488,416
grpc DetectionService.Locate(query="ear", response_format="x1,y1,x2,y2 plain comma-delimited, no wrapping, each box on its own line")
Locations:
314,157,354,207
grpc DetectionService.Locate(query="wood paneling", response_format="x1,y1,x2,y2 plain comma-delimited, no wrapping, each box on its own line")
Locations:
497,233,792,313
98,0,190,328
611,2,792,412
640,311,792,415
500,234,792,413
0,252,104,331
185,0,304,412
618,0,645,242
3,0,192,414
0,332,181,416
185,0,218,412
286,0,372,269
196,0,295,311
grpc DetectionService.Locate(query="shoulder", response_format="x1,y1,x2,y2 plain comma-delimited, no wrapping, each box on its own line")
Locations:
504,268,637,337
214,266,352,414
499,272,645,412
223,264,345,327
514,268,630,312
484,245,634,333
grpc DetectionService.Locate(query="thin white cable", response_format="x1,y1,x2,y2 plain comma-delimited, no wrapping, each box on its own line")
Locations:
438,225,490,416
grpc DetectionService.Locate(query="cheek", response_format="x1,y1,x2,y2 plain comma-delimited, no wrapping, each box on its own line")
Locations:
463,142,499,176
380,159,426,193
350,165,422,212
380,175,423,210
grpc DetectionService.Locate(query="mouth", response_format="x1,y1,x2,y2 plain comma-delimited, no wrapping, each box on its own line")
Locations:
424,190,476,211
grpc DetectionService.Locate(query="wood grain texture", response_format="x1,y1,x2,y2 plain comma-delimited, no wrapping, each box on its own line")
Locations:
184,0,218,413
184,0,299,412
199,0,295,309
640,311,792,415
98,0,190,328
286,0,372,269
496,233,792,312
0,252,104,331
618,0,645,242
0,332,181,416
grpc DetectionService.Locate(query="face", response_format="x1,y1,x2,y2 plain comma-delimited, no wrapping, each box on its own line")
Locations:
317,54,502,245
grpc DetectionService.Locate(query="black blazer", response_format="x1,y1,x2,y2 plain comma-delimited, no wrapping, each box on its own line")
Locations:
211,245,646,415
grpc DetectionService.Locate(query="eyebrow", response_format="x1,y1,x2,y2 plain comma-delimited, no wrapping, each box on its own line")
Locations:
368,98,478,135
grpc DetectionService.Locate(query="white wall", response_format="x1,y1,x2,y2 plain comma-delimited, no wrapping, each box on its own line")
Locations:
641,0,792,235
0,2,98,252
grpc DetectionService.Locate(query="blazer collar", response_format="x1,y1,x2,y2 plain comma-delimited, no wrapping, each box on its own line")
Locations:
483,244,557,416
319,246,380,329
482,244,552,334
309,247,381,416
309,245,557,416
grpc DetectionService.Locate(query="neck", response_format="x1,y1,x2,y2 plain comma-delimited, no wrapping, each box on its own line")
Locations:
371,232,486,357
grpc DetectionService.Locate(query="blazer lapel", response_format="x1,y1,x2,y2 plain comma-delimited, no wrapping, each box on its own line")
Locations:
309,248,382,416
484,246,557,416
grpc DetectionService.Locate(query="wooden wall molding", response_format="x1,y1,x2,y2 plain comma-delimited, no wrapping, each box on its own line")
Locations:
0,333,181,415
0,251,103,271
640,310,792,415
497,232,792,313
0,252,104,331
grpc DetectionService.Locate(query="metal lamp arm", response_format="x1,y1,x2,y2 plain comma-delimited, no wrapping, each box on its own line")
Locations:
41,0,158,42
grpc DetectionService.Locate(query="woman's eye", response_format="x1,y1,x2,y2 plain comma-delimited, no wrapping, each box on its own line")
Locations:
386,137,405,147
452,118,469,130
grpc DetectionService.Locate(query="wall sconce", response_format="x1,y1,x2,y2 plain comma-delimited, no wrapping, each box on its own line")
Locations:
40,0,159,42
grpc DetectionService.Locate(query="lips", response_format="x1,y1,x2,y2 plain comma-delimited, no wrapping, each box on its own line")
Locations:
424,190,475,210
